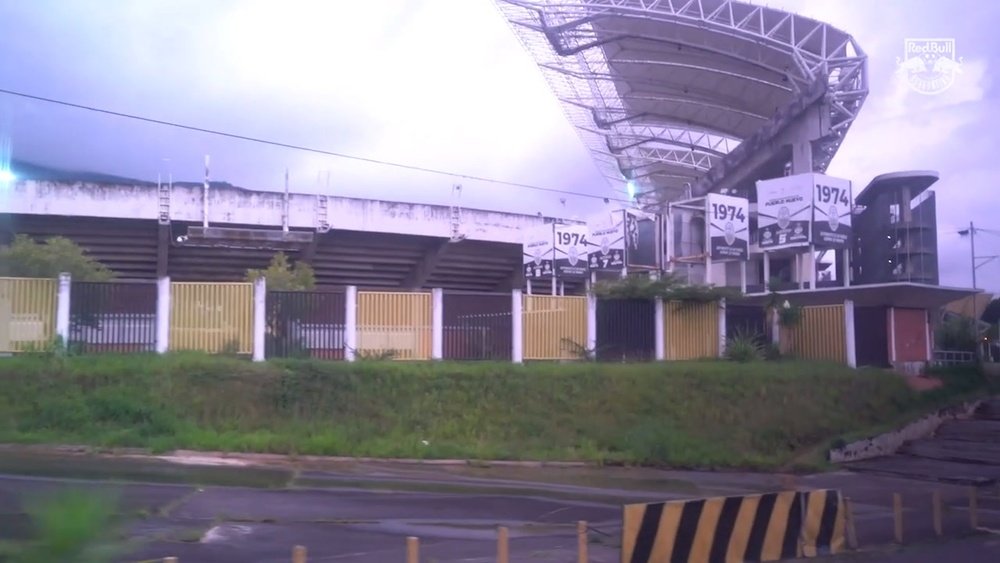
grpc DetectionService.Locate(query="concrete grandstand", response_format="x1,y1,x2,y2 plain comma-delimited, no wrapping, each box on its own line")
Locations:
1,164,564,291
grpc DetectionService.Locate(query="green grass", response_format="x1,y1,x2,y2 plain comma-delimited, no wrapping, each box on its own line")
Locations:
0,489,125,563
0,353,992,470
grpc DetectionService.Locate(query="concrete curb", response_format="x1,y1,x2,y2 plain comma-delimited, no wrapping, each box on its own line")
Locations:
0,444,593,469
827,398,985,464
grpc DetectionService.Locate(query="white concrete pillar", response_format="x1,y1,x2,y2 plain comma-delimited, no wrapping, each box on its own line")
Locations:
55,273,71,345
809,245,818,289
770,308,780,346
344,285,358,362
791,140,813,174
888,306,897,364
431,288,443,360
252,277,266,362
924,309,933,362
740,261,747,294
586,291,597,355
763,252,771,290
511,289,523,363
654,297,665,361
718,298,727,358
156,277,171,354
665,210,674,273
844,299,856,368
841,248,851,287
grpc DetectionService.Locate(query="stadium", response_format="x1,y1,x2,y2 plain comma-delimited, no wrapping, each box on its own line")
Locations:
0,0,980,369
4,0,868,287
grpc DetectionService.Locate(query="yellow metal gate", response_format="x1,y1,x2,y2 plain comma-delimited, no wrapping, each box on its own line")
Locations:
522,295,587,360
663,301,720,360
781,304,846,363
357,291,432,360
0,277,57,353
170,282,253,354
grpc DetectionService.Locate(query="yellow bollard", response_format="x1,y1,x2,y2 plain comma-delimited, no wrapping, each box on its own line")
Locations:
407,536,420,563
844,497,859,550
970,487,979,530
292,544,307,563
893,493,903,544
577,521,588,563
932,491,943,536
497,526,509,563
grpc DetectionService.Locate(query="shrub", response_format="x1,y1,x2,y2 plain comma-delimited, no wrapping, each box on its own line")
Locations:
7,490,124,563
0,235,113,281
726,329,763,362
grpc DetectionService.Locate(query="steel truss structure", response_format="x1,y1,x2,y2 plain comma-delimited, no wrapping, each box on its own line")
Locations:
494,0,868,202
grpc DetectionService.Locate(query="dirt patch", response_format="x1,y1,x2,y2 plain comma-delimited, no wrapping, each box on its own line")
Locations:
906,376,945,391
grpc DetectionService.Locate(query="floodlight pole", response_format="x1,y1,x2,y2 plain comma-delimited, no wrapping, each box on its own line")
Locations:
203,154,210,229
283,168,290,233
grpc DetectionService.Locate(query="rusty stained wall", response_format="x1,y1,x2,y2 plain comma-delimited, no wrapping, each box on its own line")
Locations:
892,307,930,362
5,180,564,244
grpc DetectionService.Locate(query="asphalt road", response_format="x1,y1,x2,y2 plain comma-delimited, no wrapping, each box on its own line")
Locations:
830,535,1000,562
2,451,999,562
1,473,623,562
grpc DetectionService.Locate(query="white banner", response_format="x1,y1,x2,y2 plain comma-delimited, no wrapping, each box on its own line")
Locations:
811,173,853,247
554,224,589,278
522,225,553,279
705,193,749,261
586,211,625,271
756,174,812,250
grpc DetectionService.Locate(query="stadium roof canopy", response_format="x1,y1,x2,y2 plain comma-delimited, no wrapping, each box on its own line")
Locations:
495,0,868,203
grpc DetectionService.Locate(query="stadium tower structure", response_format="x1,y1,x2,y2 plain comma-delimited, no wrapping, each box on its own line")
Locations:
494,0,868,204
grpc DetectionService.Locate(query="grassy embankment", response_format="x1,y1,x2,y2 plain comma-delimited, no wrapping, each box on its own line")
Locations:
0,353,991,470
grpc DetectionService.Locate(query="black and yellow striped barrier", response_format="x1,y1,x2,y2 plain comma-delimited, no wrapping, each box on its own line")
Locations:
622,489,846,563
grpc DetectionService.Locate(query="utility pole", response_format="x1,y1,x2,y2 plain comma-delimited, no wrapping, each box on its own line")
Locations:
959,221,984,358
969,221,977,290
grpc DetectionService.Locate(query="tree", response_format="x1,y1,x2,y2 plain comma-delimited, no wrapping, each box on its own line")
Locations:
246,253,316,359
981,297,1000,325
245,252,315,290
935,314,978,352
0,235,113,281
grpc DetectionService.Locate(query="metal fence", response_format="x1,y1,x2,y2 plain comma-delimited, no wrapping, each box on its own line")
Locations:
523,295,588,360
782,305,846,363
726,304,767,340
0,277,57,353
932,349,976,367
357,291,432,360
596,298,655,361
442,292,511,361
664,301,720,360
170,282,254,354
69,281,157,354
266,290,346,359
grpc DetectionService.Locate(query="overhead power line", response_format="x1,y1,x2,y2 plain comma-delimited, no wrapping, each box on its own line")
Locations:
0,87,629,204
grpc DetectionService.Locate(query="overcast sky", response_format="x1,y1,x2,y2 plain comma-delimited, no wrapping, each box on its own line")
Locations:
0,0,996,291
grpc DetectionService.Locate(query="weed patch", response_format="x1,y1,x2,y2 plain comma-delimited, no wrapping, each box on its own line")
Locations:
0,353,991,469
